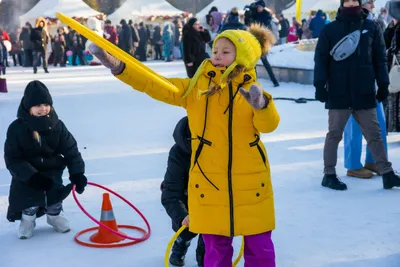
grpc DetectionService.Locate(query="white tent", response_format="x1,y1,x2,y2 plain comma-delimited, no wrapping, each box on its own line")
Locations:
20,0,101,25
196,0,254,20
283,0,339,16
108,0,183,24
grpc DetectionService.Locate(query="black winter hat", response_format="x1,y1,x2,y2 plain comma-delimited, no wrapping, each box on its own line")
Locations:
256,0,266,7
187,18,198,27
23,80,53,110
340,0,362,6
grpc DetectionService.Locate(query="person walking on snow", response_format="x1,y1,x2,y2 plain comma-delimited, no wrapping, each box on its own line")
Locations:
314,0,400,190
161,116,205,267
90,24,279,267
343,0,388,179
4,80,88,239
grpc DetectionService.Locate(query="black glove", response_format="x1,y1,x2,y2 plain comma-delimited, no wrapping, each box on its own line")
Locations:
31,155,66,170
27,172,54,191
70,173,88,194
376,85,389,103
315,86,328,103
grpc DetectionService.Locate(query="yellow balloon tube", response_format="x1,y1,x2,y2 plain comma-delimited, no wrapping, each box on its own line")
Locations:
296,0,303,21
165,225,244,267
55,12,178,93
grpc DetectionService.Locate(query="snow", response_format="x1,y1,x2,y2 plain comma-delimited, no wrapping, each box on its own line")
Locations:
1,62,400,267
264,42,316,70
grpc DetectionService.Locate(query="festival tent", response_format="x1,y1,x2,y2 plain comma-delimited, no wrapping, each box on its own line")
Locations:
19,0,101,25
108,0,184,24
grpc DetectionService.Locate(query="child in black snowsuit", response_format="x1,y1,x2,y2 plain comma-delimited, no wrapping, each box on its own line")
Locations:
4,80,88,239
161,116,205,267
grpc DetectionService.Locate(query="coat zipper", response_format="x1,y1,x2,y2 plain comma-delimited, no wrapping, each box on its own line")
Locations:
228,83,234,237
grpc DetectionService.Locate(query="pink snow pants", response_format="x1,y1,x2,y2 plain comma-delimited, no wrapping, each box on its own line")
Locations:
202,231,275,267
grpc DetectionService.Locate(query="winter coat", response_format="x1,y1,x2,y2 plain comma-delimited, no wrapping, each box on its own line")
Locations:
5,103,84,222
152,27,162,45
254,10,272,28
69,31,85,52
19,27,33,50
161,117,191,231
219,13,247,33
279,19,290,38
287,25,298,42
115,59,280,237
118,22,133,54
103,25,118,45
314,11,389,110
30,27,48,52
182,27,211,66
309,10,326,38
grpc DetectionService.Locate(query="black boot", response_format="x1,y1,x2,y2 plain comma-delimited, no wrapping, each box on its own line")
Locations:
44,68,49,73
383,171,400,189
169,236,190,266
196,235,205,267
33,67,37,74
322,174,347,190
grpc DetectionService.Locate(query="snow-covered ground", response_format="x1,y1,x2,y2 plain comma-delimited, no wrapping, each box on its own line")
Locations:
1,62,400,267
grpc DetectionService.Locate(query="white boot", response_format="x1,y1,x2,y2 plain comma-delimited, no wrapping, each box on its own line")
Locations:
46,213,70,233
18,214,36,239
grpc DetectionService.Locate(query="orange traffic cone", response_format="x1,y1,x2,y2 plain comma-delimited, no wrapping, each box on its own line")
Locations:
90,193,126,244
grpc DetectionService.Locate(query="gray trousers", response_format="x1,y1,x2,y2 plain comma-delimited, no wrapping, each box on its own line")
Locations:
22,202,62,216
324,109,393,175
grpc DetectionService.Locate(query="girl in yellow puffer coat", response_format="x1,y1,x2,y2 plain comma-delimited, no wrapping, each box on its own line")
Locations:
90,24,279,267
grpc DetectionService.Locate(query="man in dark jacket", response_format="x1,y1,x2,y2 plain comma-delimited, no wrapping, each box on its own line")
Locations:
161,117,205,267
314,0,400,191
30,18,49,74
278,14,290,44
69,29,86,66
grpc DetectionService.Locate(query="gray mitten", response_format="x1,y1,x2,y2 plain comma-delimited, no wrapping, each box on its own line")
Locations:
239,84,269,110
88,43,125,75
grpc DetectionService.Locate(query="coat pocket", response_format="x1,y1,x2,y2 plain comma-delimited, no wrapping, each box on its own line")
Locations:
249,134,267,167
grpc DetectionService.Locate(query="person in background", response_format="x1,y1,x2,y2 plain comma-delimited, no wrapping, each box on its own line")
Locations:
30,17,49,74
103,19,118,45
278,14,290,44
20,22,34,67
310,10,326,38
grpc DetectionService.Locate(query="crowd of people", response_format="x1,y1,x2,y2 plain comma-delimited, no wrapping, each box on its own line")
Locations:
3,1,400,267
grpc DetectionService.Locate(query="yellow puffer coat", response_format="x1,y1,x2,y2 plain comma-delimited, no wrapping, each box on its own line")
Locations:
116,60,280,237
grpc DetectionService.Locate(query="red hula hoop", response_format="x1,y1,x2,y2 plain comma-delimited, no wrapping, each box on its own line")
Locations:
72,182,151,242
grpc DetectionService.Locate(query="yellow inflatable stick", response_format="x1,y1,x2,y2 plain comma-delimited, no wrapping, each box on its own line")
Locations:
165,225,244,267
56,12,179,93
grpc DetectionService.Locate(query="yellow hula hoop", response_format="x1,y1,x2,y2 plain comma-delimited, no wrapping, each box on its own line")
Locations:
55,12,179,93
165,225,244,267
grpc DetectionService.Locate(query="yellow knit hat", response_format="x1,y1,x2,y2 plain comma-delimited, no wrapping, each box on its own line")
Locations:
184,24,275,98
213,29,261,83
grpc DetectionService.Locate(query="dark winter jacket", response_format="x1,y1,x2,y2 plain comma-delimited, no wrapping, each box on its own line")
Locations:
4,82,84,221
19,26,33,50
152,26,162,45
314,10,389,110
219,13,247,33
161,117,191,232
182,26,211,65
310,10,326,38
253,10,272,28
279,18,290,38
69,31,86,52
30,27,48,52
118,20,133,53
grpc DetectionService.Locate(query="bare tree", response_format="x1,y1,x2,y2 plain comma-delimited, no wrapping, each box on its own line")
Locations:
265,0,296,14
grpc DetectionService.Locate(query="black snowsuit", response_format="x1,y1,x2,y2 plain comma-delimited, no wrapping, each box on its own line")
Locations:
4,81,85,222
161,117,205,254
